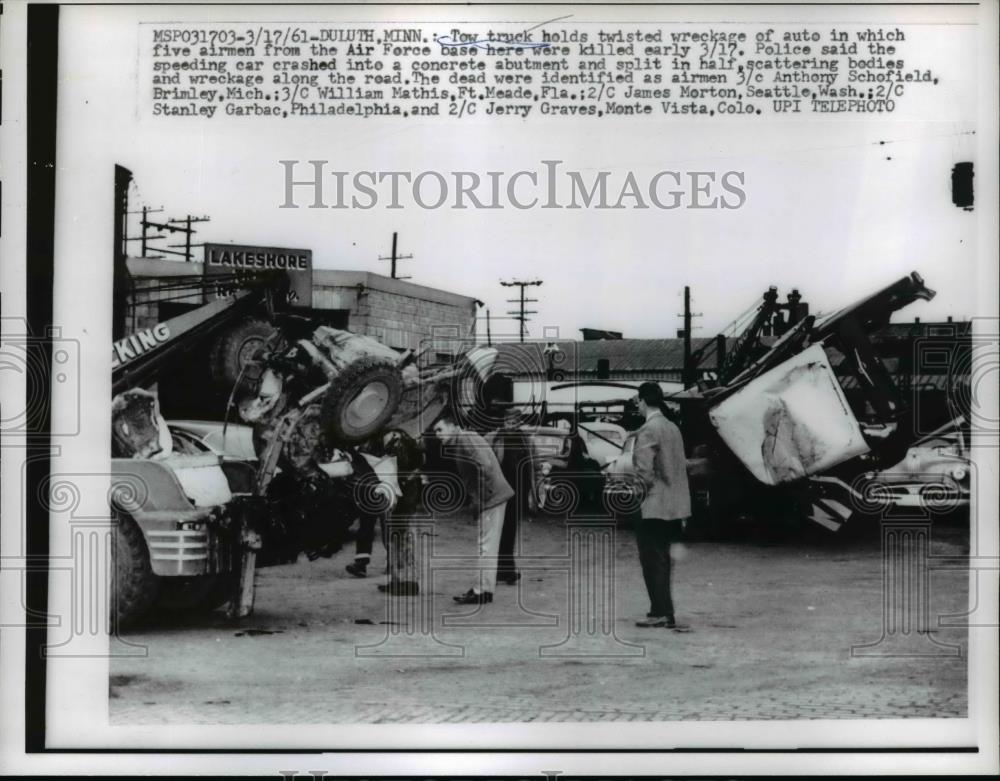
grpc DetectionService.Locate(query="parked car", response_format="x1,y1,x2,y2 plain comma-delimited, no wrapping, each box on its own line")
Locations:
602,431,640,510
603,431,715,528
522,424,606,515
856,418,970,513
576,421,629,466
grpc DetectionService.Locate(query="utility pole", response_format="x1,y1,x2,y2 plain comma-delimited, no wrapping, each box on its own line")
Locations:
124,206,165,257
113,165,133,341
501,279,542,343
167,215,210,261
379,231,413,280
677,286,702,388
131,213,209,261
683,286,692,387
486,309,492,347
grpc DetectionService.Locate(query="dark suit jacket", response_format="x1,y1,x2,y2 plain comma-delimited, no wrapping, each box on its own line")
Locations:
491,428,533,511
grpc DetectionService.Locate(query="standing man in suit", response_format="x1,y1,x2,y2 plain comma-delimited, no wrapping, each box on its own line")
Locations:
632,382,691,628
432,411,514,605
491,409,533,586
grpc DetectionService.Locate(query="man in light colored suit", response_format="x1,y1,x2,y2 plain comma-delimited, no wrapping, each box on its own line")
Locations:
432,411,514,605
632,382,691,628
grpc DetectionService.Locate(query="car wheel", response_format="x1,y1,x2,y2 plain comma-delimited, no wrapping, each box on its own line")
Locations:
110,512,160,629
321,357,404,446
209,317,281,395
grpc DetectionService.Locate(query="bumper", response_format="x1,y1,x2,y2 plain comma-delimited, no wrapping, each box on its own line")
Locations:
868,480,970,510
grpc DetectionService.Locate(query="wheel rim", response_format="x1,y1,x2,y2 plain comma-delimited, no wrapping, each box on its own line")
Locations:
344,381,391,430
237,337,265,369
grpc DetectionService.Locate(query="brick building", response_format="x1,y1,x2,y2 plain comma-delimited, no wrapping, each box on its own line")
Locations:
126,257,478,360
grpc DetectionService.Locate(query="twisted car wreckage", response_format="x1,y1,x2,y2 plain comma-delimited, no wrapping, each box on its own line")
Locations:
110,270,500,624
109,266,942,625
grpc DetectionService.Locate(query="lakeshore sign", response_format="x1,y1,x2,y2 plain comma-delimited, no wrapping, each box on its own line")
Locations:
203,242,313,307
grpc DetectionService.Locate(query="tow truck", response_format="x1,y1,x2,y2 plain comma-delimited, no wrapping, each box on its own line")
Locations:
554,273,940,535
109,267,500,625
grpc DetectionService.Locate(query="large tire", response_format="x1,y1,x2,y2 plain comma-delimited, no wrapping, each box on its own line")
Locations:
321,357,404,446
209,317,280,396
111,513,160,629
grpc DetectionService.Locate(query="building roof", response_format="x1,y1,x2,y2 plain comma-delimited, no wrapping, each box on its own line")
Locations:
126,257,478,309
494,337,723,376
313,269,478,309
494,321,971,379
580,328,624,341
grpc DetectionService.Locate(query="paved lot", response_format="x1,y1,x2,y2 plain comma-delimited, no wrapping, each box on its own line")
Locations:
110,512,970,724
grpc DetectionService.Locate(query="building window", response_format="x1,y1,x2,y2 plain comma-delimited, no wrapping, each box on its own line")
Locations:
320,309,350,329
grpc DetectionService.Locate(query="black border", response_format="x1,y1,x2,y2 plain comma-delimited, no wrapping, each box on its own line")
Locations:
22,0,981,757
25,0,59,755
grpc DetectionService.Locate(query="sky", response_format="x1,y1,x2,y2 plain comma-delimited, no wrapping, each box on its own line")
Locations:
58,4,983,341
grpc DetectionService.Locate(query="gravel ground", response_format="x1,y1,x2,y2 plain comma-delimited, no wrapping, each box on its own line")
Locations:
110,511,970,724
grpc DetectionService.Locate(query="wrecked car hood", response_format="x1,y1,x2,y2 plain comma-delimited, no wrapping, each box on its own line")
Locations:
708,343,870,486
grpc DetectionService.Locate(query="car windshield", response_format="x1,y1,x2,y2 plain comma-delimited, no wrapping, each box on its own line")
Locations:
170,429,207,456
531,435,567,456
580,426,625,445
204,429,248,455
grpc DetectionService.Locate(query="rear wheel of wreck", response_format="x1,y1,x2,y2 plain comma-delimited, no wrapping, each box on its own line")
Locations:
321,357,404,446
209,317,281,396
111,512,160,629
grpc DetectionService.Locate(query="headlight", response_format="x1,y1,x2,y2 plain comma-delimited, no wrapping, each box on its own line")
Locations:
950,465,967,481
541,462,552,476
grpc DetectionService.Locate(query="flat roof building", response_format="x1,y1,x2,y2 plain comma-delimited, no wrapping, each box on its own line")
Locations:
127,257,479,361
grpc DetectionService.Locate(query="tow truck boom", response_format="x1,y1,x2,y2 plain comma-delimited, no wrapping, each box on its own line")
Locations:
111,271,288,395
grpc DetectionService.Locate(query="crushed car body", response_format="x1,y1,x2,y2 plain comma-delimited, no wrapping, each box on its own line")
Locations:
697,273,937,526
568,273,940,533
708,343,871,486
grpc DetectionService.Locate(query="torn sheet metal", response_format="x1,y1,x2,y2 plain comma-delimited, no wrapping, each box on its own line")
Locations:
111,387,173,459
164,453,235,507
708,344,870,486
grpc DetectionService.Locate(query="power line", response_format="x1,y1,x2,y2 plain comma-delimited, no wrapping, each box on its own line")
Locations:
378,231,413,280
677,286,702,389
723,300,760,336
127,211,210,261
500,279,542,343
